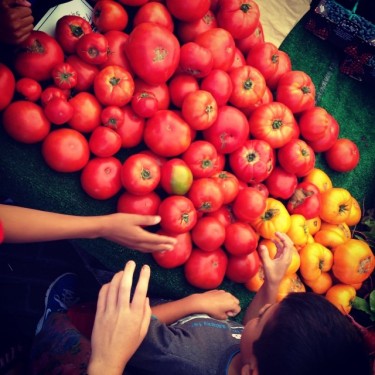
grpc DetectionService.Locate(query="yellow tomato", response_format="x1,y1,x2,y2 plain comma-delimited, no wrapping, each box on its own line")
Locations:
346,196,362,227
286,214,314,247
325,284,356,315
303,167,332,193
305,216,321,235
249,198,291,240
299,242,333,281
259,238,300,275
277,273,306,302
320,187,352,224
332,239,375,284
314,222,351,248
303,272,332,294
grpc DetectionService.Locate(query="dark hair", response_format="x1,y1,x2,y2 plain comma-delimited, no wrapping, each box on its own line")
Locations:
253,292,371,375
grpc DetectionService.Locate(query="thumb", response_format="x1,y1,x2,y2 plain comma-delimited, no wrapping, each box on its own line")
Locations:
4,0,31,7
258,245,271,265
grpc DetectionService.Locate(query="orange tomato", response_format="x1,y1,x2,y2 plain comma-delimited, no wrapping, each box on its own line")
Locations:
277,273,306,302
325,284,356,315
332,239,375,284
305,216,321,235
286,214,314,247
346,196,362,227
249,198,291,239
314,221,351,248
299,242,333,281
244,264,264,292
259,238,300,275
303,167,332,193
319,187,352,224
303,272,332,294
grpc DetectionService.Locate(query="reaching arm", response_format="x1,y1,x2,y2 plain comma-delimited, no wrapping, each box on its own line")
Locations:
151,289,241,325
242,232,294,325
0,204,177,252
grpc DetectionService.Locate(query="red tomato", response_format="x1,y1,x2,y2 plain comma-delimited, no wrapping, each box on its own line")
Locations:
101,30,132,72
51,62,77,90
229,65,266,108
134,78,170,110
246,42,292,90
225,251,260,283
75,32,109,65
232,187,266,221
224,221,258,256
80,156,122,200
243,86,273,116
200,69,233,106
187,177,224,213
211,170,240,204
125,22,180,85
264,166,298,200
249,182,269,198
160,158,193,195
179,42,213,78
94,65,134,106
229,139,275,183
133,2,174,32
42,128,90,172
306,115,340,153
15,77,41,102
324,138,360,172
40,86,68,107
182,140,218,178
0,63,15,110
166,0,210,22
191,216,226,252
101,105,124,129
55,15,93,54
184,247,228,289
228,47,246,72
14,31,64,81
236,22,264,55
194,28,236,71
117,191,161,215
144,110,192,157
249,102,299,148
139,150,167,169
66,55,100,92
93,0,128,32
287,181,321,219
158,195,197,234
203,105,249,154
206,205,235,227
176,10,217,43
89,126,122,157
216,0,260,39
168,74,199,108
152,231,192,269
44,97,74,125
298,106,333,141
115,105,145,148
121,153,161,195
68,92,102,133
131,91,158,118
278,139,316,177
117,0,148,5
3,101,50,143
276,70,316,114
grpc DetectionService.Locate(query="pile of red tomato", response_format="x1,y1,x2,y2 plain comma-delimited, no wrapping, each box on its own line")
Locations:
0,0,373,315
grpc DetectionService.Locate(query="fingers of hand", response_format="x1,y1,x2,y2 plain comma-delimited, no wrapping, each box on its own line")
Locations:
130,264,151,311
117,261,136,307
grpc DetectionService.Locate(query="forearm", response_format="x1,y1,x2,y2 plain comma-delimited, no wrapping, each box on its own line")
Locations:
0,204,106,243
243,281,279,325
151,294,205,325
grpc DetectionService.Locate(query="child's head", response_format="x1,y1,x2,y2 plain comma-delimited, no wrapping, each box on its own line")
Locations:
241,292,371,375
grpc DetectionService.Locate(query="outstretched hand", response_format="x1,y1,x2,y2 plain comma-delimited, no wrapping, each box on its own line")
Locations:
0,0,34,45
102,213,177,253
88,261,151,375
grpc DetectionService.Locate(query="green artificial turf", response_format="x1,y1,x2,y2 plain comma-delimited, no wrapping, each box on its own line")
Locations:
0,12,374,318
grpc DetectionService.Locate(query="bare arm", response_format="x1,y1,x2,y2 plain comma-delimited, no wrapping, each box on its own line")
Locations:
151,289,241,325
242,232,294,325
0,204,177,253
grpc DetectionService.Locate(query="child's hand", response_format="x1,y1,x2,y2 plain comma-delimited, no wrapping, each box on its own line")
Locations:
259,232,294,287
194,289,241,320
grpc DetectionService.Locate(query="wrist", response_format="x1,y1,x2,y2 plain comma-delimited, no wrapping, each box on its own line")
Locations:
88,359,125,375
